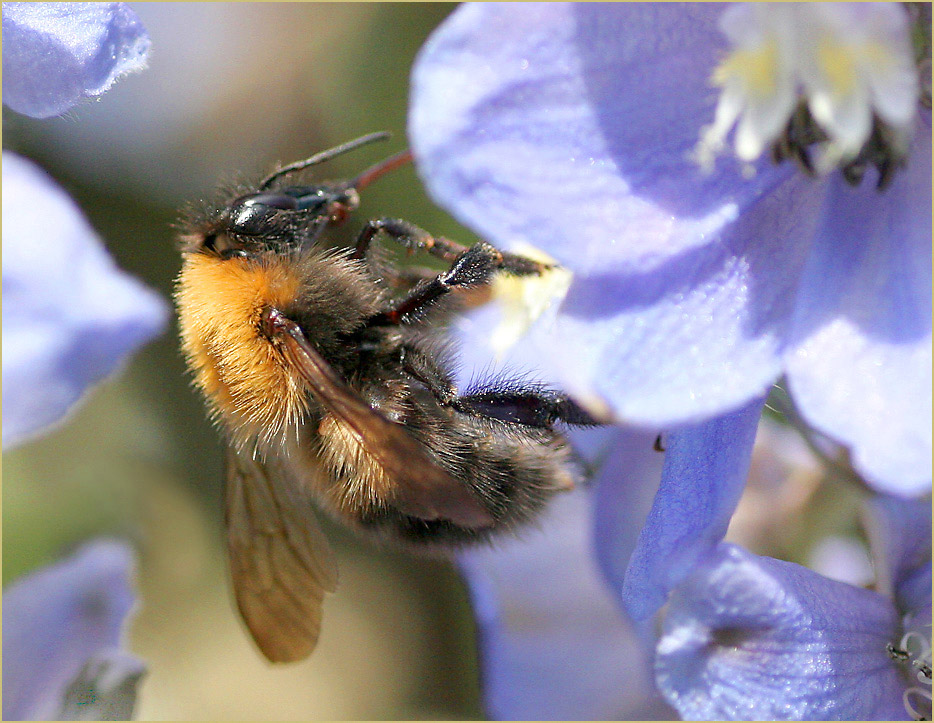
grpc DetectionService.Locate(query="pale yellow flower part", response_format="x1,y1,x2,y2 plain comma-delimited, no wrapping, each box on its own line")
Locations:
695,3,918,172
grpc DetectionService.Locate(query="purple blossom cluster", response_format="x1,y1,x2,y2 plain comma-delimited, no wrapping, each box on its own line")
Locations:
410,3,931,720
3,3,158,718
2,1,166,448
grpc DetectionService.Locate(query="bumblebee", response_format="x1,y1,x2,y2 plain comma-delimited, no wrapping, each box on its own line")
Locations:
174,133,599,662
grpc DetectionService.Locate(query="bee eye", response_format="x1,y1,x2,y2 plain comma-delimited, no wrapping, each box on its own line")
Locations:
226,192,301,236
202,232,246,259
245,192,301,210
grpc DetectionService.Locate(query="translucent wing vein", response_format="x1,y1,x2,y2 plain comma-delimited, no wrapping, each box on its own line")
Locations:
225,446,338,663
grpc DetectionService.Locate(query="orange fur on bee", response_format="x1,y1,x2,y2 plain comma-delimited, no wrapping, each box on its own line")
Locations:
175,253,309,449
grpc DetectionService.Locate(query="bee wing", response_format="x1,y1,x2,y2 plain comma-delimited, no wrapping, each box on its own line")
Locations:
269,311,494,529
225,445,338,663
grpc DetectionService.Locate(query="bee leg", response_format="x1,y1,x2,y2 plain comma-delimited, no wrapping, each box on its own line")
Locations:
352,218,551,277
399,345,458,403
380,265,442,292
452,387,603,428
351,217,467,261
372,242,550,325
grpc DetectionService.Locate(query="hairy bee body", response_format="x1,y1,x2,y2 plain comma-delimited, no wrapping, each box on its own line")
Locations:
177,242,575,548
175,134,598,661
176,246,379,449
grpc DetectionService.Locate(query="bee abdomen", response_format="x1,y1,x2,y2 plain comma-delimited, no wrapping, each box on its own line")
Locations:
362,420,574,548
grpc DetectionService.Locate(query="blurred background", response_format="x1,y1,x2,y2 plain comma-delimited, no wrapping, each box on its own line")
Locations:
3,4,490,719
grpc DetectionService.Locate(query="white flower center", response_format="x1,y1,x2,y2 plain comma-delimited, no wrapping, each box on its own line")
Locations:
694,3,919,175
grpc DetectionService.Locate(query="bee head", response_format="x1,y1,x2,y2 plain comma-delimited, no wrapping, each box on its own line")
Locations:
179,131,408,259
183,183,360,260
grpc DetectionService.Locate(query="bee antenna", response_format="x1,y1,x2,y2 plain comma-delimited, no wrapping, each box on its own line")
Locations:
350,149,414,192
259,131,391,190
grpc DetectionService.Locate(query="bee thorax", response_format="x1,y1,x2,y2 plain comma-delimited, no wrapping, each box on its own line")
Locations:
175,253,310,448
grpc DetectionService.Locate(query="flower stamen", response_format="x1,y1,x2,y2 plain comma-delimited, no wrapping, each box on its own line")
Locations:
889,630,933,721
695,3,924,190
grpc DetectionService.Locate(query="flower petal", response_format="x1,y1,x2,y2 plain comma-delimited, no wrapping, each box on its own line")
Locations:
458,487,672,720
1,153,168,448
807,535,874,588
863,494,932,626
657,544,908,720
620,396,764,627
1,2,150,118
704,4,799,164
410,3,797,276
797,4,919,150
546,174,819,425
452,296,669,714
2,540,142,721
411,3,827,425
591,431,666,608
785,121,932,494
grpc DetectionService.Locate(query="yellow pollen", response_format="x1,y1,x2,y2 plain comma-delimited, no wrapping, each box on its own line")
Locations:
816,35,859,97
713,38,780,99
487,244,571,360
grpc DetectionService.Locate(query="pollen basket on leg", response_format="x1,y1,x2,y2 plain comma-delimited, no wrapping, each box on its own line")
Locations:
175,254,311,449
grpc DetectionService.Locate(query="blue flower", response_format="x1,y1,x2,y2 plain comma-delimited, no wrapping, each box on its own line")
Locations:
457,428,674,720
2,1,150,119
409,2,932,496
619,406,931,720
650,467,931,720
458,408,931,720
411,5,931,718
2,540,146,720
656,539,929,720
2,153,168,448
2,3,166,448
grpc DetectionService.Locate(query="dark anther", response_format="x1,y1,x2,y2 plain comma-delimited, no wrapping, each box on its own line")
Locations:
888,643,911,661
770,101,908,191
